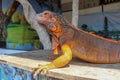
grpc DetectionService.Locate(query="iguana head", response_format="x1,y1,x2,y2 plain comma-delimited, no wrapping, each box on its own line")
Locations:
36,11,75,49
36,10,62,36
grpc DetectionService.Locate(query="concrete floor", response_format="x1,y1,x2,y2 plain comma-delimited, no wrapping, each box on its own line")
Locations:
0,50,120,80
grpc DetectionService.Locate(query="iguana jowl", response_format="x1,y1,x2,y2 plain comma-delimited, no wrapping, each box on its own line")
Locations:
33,10,120,77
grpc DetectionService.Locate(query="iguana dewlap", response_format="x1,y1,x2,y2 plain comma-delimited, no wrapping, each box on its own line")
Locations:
34,10,120,78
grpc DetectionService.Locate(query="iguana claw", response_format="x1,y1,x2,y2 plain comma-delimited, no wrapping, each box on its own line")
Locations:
33,65,48,78
33,63,56,78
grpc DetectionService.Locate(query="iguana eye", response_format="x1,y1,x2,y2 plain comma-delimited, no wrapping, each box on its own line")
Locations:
44,12,49,15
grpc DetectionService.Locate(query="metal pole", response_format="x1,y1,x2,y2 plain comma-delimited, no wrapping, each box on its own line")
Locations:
72,0,79,27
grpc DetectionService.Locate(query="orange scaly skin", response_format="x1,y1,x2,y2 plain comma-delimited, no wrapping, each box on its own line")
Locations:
33,11,120,78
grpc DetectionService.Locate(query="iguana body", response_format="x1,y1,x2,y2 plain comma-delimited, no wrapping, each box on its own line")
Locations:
34,11,120,77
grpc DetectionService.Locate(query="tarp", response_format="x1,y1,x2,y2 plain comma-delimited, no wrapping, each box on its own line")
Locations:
78,10,120,31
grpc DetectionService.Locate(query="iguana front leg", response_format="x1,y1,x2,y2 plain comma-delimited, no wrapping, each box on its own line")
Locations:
53,46,59,55
48,36,60,59
33,44,72,78
48,46,60,59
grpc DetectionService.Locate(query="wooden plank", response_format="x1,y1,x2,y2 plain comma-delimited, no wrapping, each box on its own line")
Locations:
0,50,120,80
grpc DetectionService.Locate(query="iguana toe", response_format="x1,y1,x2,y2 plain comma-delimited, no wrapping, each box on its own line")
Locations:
33,63,56,78
33,65,49,78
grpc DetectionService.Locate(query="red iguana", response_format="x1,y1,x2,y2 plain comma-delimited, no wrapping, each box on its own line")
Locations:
33,10,120,77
